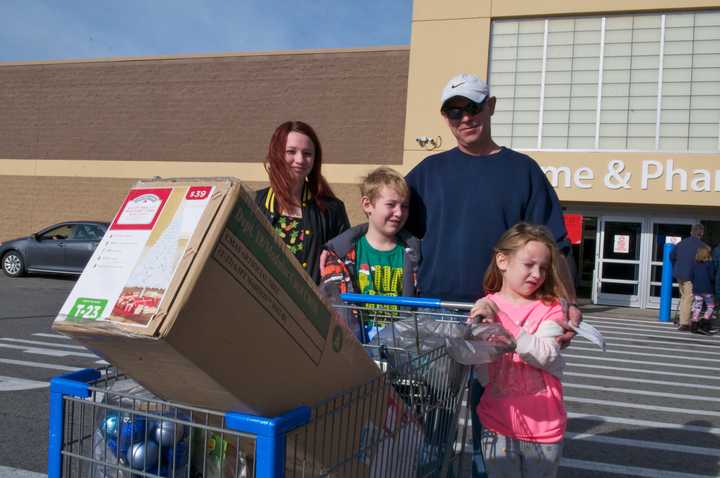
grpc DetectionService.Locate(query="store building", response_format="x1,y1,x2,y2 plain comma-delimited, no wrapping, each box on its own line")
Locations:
405,0,720,308
0,0,718,308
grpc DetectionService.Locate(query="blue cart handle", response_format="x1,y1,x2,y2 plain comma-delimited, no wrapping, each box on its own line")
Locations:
339,293,474,311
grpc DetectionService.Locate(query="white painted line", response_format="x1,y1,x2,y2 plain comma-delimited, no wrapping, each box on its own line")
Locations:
592,321,716,336
592,335,720,351
563,353,719,371
565,371,720,392
32,333,71,340
570,345,720,363
588,325,720,342
576,340,720,357
458,412,720,435
566,432,720,457
586,317,678,327
560,457,712,478
565,383,720,403
565,396,720,417
567,362,720,382
0,338,87,350
583,314,675,325
0,343,98,358
568,412,720,435
0,466,47,478
0,375,48,391
0,358,82,372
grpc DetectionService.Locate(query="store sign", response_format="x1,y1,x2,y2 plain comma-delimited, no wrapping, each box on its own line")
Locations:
541,159,720,192
613,235,630,254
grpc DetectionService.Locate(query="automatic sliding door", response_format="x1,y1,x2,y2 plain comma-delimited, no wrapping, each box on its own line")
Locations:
597,218,643,307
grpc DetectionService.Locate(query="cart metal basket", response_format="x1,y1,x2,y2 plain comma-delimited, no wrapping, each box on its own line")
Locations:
48,295,474,478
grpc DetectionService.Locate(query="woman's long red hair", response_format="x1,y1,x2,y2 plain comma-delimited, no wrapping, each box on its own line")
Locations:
264,121,336,213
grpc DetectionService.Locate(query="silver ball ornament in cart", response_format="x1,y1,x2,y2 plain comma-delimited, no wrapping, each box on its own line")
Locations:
127,441,159,470
154,420,186,447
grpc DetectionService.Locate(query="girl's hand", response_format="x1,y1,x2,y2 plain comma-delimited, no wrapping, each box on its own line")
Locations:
557,299,584,349
467,297,498,325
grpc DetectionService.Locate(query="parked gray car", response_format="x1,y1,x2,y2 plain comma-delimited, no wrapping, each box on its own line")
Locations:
0,221,109,277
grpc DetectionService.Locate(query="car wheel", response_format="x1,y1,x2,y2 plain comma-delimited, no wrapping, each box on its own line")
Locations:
2,251,25,277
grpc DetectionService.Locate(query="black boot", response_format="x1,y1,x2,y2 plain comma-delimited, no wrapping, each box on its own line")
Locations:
699,320,717,335
691,321,700,334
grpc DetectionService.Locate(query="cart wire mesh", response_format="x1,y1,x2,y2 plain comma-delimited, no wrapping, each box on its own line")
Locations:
49,295,474,477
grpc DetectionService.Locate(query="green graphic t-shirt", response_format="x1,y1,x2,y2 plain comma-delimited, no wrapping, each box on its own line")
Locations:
355,235,404,297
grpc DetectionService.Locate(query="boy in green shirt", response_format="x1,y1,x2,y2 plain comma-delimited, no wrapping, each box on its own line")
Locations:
320,167,420,341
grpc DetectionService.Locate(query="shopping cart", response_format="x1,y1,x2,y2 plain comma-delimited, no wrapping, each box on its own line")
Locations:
48,295,474,478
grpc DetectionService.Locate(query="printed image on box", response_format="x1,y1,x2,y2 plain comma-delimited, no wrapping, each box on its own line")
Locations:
59,185,214,327
111,186,214,326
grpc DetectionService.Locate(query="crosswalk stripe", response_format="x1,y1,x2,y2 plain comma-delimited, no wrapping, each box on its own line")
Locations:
583,314,668,324
0,338,87,350
565,383,720,402
563,353,720,371
565,371,720,392
570,345,720,363
588,327,720,343
568,413,720,435
0,343,97,358
579,340,720,356
565,396,720,417
594,335,720,350
560,457,713,478
0,358,82,372
566,432,720,457
567,362,720,381
0,465,47,478
32,333,71,340
0,376,48,391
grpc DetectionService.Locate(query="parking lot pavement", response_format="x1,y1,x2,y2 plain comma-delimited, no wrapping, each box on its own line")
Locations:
0,273,102,475
555,309,720,477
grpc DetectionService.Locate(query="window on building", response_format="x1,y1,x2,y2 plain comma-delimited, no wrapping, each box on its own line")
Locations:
489,11,720,152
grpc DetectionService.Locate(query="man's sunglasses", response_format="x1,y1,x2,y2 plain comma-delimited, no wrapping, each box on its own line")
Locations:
442,99,487,121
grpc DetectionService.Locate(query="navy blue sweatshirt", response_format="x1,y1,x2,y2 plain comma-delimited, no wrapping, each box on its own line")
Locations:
405,147,568,303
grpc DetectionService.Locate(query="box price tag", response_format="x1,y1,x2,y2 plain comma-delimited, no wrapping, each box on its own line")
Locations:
68,298,108,321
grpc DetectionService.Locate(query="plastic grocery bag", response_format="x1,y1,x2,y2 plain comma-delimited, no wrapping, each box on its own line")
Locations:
445,323,517,365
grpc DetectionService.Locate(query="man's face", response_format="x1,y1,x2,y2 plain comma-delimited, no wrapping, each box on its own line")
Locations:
442,96,495,153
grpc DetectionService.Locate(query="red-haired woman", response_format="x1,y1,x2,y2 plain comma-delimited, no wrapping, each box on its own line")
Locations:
256,121,350,284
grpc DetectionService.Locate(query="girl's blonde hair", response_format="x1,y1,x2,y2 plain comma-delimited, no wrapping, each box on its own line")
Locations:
696,245,712,262
483,222,569,303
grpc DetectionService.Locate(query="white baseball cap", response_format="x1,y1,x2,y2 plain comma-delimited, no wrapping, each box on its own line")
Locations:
440,73,490,107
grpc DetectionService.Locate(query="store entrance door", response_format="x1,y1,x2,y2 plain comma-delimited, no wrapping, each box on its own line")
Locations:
645,220,693,309
595,217,645,307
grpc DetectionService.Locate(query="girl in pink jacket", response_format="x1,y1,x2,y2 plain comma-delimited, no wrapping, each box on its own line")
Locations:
476,223,569,478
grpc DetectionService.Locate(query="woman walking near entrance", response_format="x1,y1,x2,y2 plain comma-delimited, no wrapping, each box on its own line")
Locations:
690,245,716,335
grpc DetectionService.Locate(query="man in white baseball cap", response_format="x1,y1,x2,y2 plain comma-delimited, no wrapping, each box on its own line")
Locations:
404,73,581,477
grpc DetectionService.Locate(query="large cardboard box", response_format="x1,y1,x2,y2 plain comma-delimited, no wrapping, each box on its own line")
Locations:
53,177,384,416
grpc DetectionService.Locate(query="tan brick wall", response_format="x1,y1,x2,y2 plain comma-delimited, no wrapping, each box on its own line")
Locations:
0,49,409,165
0,176,365,241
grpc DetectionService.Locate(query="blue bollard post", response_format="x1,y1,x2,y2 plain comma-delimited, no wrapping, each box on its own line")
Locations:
659,243,675,322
